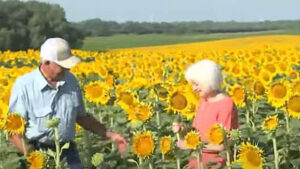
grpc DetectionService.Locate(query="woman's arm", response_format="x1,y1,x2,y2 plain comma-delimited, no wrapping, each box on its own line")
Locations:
203,143,225,153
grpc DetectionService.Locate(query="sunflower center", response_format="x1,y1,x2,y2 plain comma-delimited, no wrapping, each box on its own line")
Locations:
120,92,133,105
135,106,151,121
294,82,300,93
264,118,277,130
233,88,245,101
7,117,22,130
254,81,265,95
246,150,261,166
265,64,276,73
271,84,287,98
210,128,224,144
136,136,153,156
288,96,300,113
88,85,104,98
262,72,270,82
157,87,168,99
170,92,187,110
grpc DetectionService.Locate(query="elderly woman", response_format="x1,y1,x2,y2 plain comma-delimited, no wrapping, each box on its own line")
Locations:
174,59,239,169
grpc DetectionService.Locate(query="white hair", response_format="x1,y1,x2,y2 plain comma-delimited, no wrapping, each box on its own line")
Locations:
185,59,223,91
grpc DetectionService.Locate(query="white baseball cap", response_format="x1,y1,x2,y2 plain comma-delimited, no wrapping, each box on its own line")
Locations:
40,37,80,69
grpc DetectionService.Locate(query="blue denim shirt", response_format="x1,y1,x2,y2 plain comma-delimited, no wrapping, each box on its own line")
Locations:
9,67,86,144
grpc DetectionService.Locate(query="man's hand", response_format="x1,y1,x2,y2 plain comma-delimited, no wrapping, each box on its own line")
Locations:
106,132,127,154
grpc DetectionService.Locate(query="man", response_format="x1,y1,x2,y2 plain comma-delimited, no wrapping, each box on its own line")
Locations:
9,37,126,169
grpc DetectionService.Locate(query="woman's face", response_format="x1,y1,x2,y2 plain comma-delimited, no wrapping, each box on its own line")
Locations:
191,80,212,98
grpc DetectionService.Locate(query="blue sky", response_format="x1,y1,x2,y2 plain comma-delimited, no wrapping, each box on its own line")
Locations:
31,0,300,22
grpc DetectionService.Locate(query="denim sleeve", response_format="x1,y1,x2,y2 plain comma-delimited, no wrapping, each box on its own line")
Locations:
8,79,28,120
75,83,86,117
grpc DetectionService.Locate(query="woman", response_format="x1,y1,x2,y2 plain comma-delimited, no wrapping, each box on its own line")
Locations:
173,59,239,169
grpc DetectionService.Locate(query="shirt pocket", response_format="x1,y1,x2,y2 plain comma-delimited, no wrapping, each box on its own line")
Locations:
33,107,53,132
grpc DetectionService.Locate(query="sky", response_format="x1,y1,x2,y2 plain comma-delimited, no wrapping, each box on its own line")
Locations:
25,0,300,23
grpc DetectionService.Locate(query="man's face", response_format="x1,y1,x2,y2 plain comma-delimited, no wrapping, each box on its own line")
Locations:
44,61,68,81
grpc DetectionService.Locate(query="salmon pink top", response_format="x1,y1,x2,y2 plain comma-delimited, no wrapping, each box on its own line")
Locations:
192,95,239,141
188,95,239,169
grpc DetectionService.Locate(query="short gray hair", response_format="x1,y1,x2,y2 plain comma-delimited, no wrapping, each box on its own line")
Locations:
185,59,223,91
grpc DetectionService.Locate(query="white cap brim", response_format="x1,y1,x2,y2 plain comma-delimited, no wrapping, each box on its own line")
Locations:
54,55,80,69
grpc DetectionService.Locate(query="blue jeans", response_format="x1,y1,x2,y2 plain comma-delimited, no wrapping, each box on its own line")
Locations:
30,141,84,169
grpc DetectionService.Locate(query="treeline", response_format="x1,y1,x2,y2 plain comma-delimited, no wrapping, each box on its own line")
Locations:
0,0,83,51
73,19,300,36
2,0,300,51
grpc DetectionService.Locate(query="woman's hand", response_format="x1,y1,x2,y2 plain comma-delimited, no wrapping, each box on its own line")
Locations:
176,139,188,149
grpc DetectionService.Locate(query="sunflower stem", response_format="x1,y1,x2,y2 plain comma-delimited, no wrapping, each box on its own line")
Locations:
155,92,161,127
149,162,153,169
197,149,202,169
176,133,180,141
54,127,61,169
246,109,250,127
226,150,231,169
251,103,257,131
272,137,279,169
162,154,166,169
0,131,2,147
139,157,143,168
21,137,27,157
284,106,291,165
176,158,181,169
110,117,115,151
234,142,237,161
156,110,160,127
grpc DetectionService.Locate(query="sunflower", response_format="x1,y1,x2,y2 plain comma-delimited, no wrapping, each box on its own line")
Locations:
258,70,273,86
105,76,114,87
127,77,149,88
84,81,111,105
286,95,300,118
94,65,108,79
262,63,277,74
125,103,152,123
160,136,172,155
262,115,278,132
132,131,155,158
166,84,199,119
26,151,44,169
75,123,82,133
184,131,201,149
291,79,300,95
150,83,170,101
251,80,265,101
116,87,138,110
4,113,26,135
237,142,264,169
0,89,10,105
267,80,290,108
206,124,225,145
229,84,246,108
0,102,8,129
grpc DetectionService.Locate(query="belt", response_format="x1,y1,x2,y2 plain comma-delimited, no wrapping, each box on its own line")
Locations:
29,140,75,151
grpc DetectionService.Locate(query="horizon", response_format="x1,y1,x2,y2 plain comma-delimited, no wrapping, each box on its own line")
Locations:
20,0,300,23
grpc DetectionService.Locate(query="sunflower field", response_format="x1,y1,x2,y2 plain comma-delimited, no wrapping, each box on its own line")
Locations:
0,35,300,169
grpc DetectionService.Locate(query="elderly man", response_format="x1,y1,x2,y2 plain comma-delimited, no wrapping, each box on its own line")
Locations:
9,37,126,169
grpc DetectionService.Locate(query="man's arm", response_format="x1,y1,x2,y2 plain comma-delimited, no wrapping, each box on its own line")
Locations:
76,114,127,154
10,134,26,154
76,113,107,139
76,114,126,143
